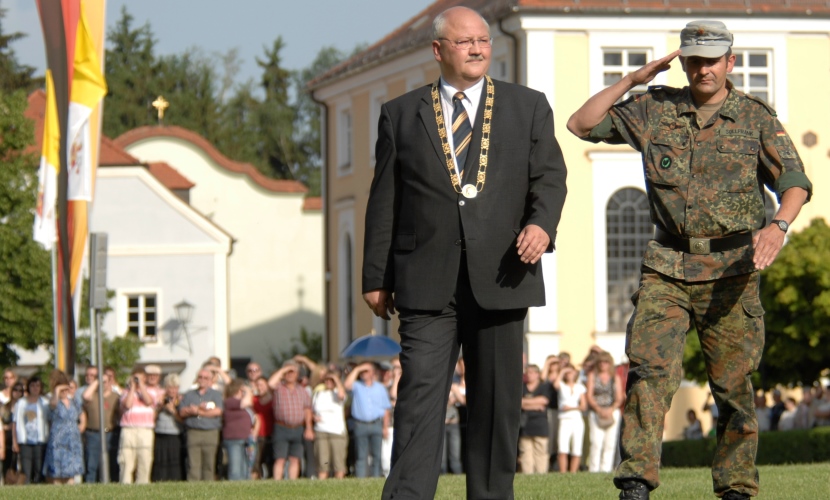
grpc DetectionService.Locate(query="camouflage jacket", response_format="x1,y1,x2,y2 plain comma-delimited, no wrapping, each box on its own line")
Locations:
586,84,812,282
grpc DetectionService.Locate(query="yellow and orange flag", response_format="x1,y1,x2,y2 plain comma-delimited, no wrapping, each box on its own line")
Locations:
33,71,60,250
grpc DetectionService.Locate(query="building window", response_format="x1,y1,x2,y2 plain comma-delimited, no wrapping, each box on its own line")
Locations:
370,94,385,163
338,109,352,172
728,49,773,105
606,188,652,332
603,49,650,101
127,293,157,342
344,233,354,343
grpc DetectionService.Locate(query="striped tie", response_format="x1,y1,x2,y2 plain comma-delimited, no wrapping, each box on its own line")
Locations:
452,92,472,174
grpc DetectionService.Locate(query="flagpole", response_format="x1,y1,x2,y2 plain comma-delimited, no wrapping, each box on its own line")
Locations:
51,246,60,366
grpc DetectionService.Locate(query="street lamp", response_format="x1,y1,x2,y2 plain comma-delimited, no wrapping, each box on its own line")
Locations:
175,300,194,324
174,300,194,353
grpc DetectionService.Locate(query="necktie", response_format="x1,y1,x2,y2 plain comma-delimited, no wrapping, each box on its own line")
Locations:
451,92,472,175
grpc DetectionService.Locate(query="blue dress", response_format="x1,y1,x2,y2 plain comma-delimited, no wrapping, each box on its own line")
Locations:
42,397,84,478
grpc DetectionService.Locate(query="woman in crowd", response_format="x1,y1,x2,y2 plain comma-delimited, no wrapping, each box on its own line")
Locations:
442,383,465,475
554,367,586,473
251,376,274,479
153,373,184,482
683,409,704,439
519,364,554,474
312,368,348,479
11,377,49,483
42,370,84,484
585,351,624,473
0,370,18,406
2,381,23,479
222,379,254,481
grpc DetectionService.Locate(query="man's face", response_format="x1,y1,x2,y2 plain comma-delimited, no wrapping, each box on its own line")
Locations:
197,370,213,389
146,373,160,387
432,9,491,88
283,366,298,383
246,363,261,381
681,54,735,103
86,368,98,384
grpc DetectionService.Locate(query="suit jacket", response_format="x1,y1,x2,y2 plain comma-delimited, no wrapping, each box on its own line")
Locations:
362,78,567,311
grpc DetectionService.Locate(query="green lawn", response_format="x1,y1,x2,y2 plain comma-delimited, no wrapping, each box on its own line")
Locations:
3,464,828,499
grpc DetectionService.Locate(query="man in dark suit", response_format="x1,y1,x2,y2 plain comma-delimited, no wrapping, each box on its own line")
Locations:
363,6,567,499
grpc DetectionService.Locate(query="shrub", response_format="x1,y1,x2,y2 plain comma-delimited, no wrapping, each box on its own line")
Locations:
661,427,830,467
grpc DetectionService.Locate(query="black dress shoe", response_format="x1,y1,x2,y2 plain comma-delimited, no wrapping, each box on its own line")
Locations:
619,480,650,500
722,491,750,500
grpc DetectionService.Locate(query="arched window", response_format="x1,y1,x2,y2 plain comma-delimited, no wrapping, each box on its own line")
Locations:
606,188,652,332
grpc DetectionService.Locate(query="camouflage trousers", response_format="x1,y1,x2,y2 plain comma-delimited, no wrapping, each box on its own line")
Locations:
615,267,764,497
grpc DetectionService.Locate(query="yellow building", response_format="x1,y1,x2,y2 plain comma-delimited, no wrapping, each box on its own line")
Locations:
310,0,830,439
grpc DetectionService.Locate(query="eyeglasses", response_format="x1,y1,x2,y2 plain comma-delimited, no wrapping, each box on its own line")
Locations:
437,37,492,50
12,387,23,393
197,375,212,380
246,368,260,373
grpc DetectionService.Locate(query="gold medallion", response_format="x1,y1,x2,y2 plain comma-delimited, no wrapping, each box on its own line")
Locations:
431,76,494,196
462,184,478,199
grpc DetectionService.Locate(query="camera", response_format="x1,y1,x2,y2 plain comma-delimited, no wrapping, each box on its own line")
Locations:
133,376,140,385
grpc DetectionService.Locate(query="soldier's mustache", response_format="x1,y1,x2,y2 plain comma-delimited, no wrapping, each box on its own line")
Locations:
467,55,485,62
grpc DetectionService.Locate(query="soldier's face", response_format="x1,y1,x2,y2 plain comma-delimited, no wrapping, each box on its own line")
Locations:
681,54,735,104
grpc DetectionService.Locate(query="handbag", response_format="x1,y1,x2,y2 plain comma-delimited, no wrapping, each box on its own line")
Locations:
4,452,26,485
595,410,615,429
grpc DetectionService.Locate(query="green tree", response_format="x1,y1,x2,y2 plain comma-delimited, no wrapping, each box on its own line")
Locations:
103,6,160,137
759,218,830,387
0,4,41,93
154,49,221,139
269,327,323,367
0,89,53,366
75,335,142,386
293,45,350,195
682,328,708,384
255,37,302,179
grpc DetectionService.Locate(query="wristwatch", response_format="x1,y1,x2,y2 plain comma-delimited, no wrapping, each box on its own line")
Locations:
771,219,789,232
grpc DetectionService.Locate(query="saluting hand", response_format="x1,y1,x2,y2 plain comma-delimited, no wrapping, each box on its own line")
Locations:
629,50,681,87
516,224,550,264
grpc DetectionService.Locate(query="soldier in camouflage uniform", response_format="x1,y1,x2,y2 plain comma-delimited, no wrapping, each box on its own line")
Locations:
567,20,812,500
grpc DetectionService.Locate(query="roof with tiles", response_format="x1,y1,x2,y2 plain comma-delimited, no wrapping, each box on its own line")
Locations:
309,0,830,89
303,196,323,211
25,89,141,165
115,126,309,194
147,162,195,190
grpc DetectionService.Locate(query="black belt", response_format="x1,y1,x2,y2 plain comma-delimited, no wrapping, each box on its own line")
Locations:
355,418,383,424
654,228,752,255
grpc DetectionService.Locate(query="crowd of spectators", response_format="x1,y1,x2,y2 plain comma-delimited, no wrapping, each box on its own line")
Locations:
0,350,827,485
0,356,402,484
681,381,830,439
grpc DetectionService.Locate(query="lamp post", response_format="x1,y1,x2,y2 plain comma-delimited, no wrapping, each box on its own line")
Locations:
174,300,194,353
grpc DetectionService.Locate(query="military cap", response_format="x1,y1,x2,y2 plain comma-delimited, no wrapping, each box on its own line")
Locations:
679,20,733,58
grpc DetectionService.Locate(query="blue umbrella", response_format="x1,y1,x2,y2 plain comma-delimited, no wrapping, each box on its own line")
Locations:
341,333,401,360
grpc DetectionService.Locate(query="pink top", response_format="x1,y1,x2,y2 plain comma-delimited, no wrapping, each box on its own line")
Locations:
119,389,159,428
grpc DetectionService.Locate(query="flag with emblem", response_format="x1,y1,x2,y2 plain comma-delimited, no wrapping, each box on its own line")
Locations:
67,7,107,201
33,71,60,250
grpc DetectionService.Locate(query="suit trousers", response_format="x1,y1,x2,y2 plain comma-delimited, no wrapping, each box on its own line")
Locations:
382,258,525,500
